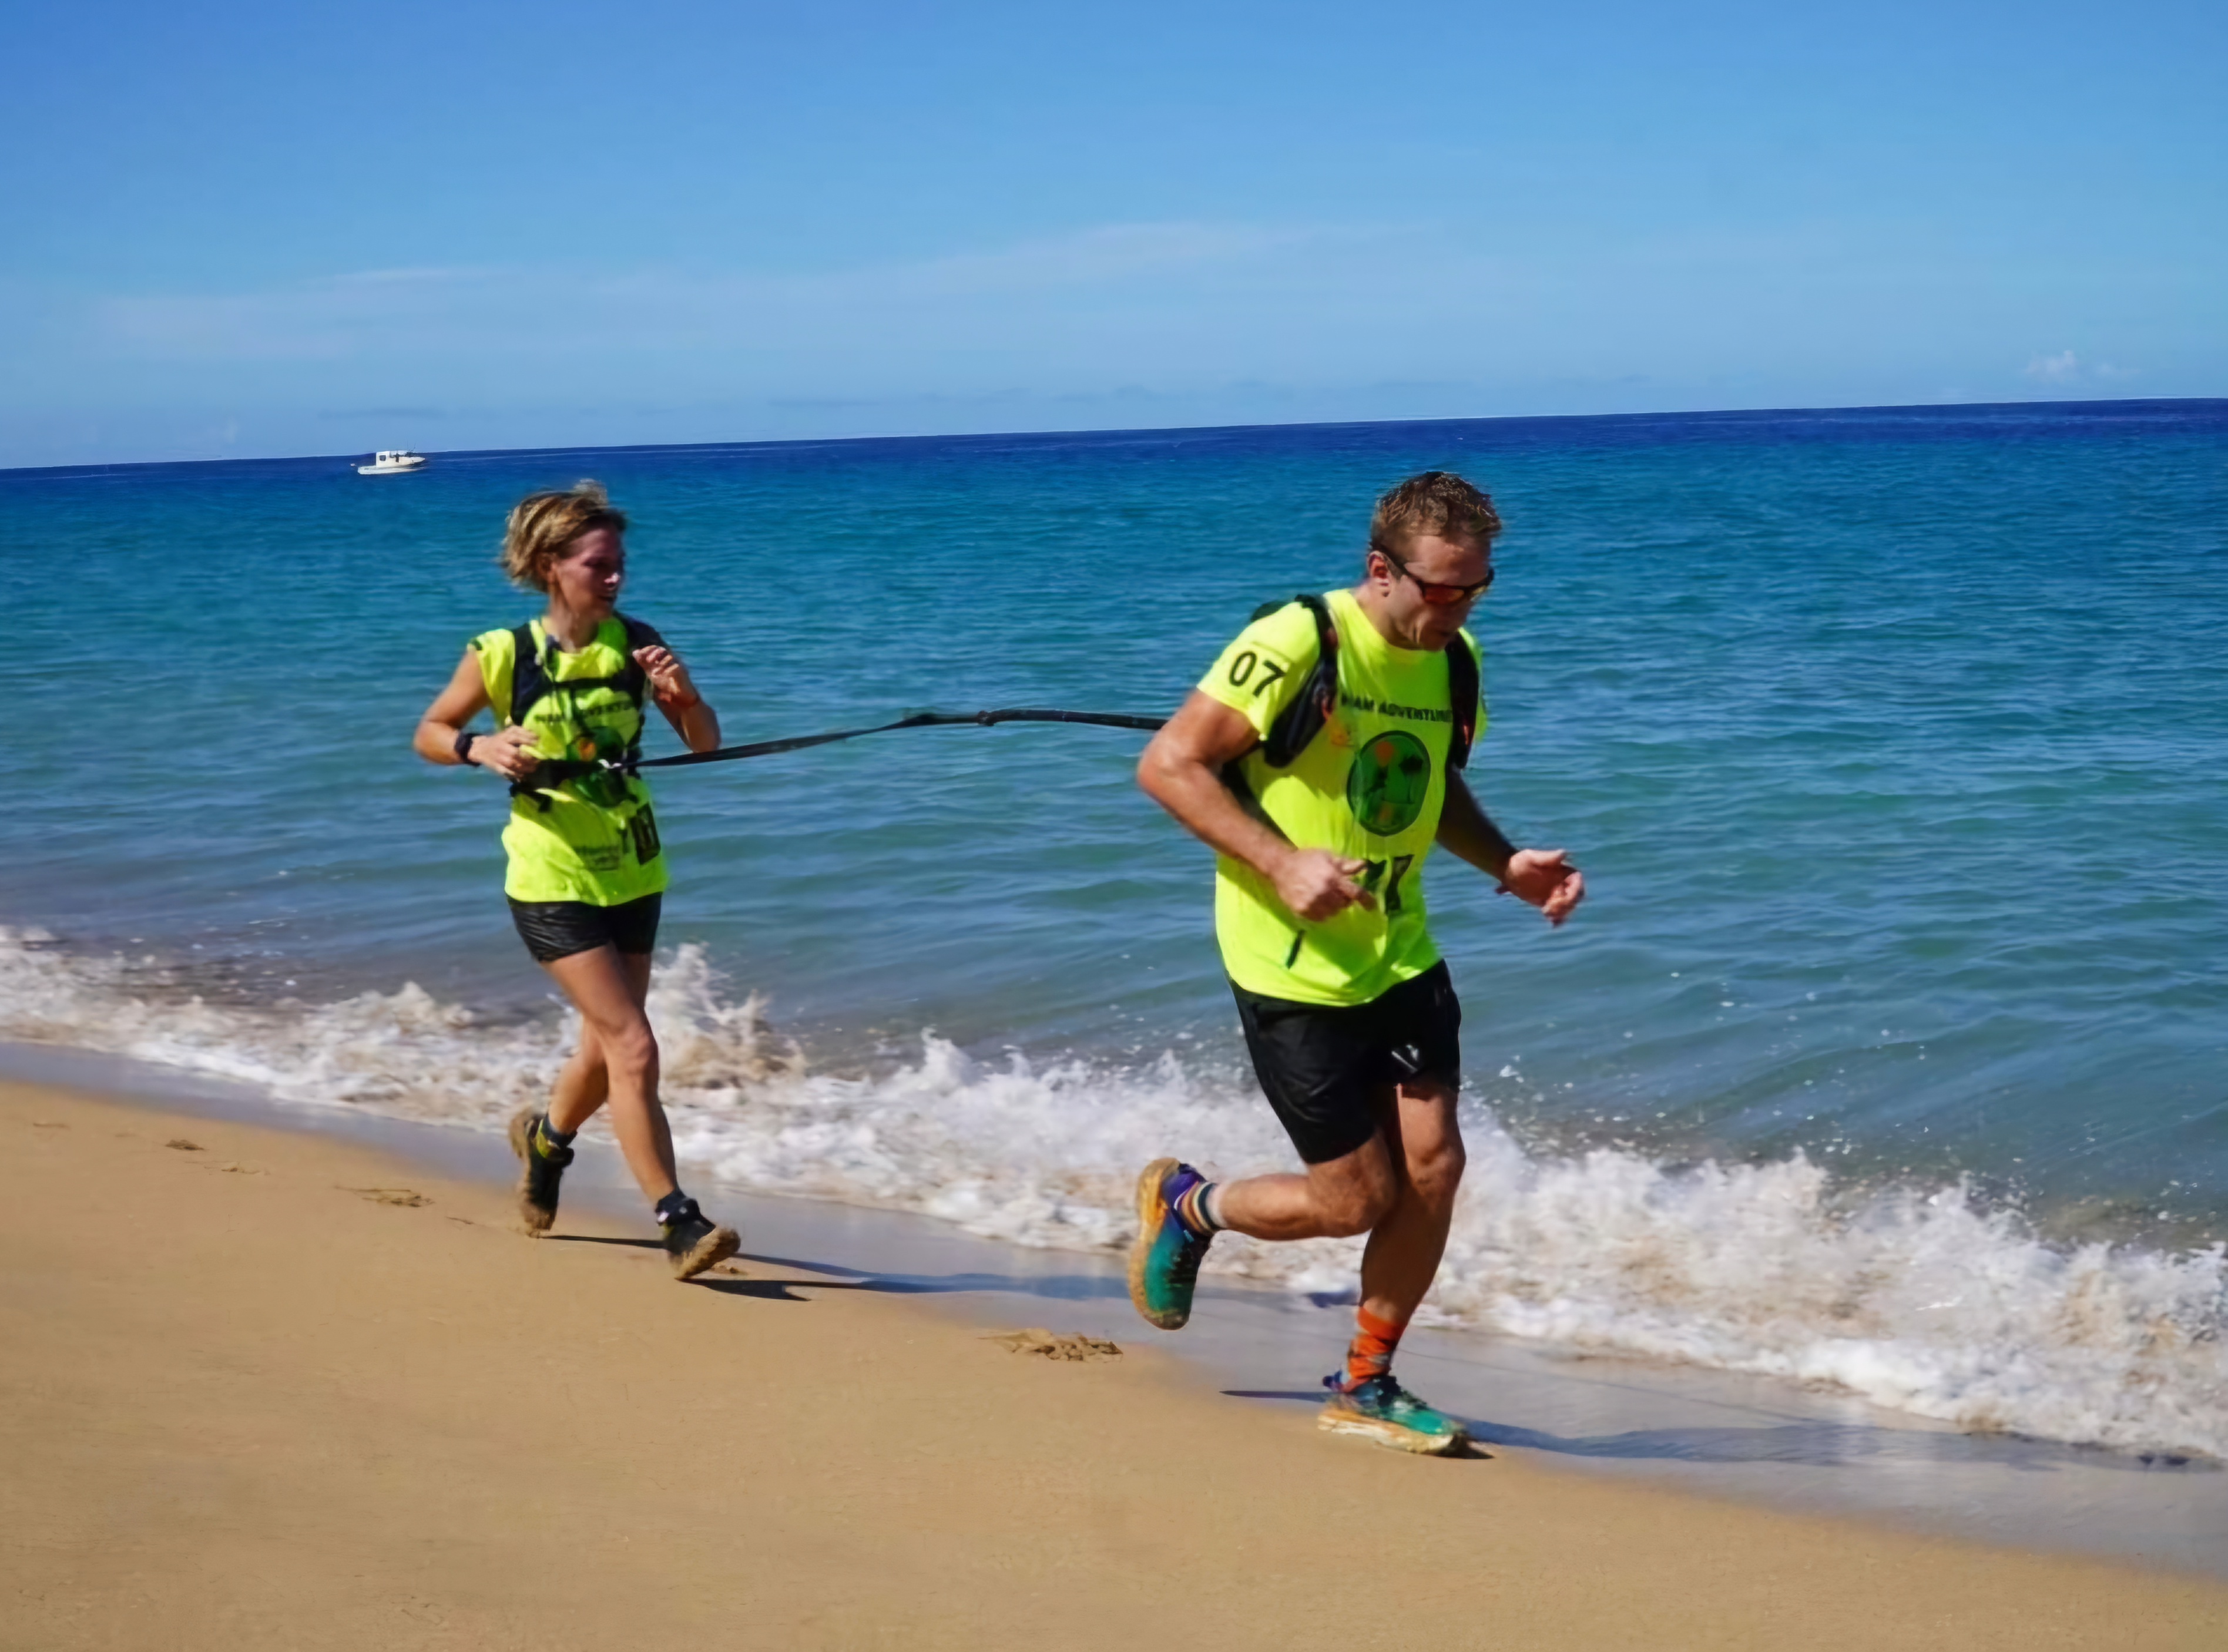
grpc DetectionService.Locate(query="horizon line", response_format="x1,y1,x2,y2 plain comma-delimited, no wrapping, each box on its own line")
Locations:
5,394,2220,482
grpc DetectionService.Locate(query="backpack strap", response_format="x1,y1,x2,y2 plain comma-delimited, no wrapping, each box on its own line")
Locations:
613,614,658,710
1445,633,1479,770
501,615,657,809
1256,593,1340,769
504,616,653,728
608,614,659,767
498,622,540,727
1246,593,1479,771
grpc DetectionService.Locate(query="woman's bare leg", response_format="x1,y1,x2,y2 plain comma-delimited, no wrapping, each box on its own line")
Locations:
545,1020,611,1133
541,946,677,1204
543,951,657,1130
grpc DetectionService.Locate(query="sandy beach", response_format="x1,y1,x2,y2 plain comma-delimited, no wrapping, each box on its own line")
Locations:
4,1078,2223,1652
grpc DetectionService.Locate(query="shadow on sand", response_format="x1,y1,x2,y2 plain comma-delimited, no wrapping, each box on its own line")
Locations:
546,1237,1146,1305
1220,1391,2211,1473
554,1235,2212,1479
693,1253,1138,1305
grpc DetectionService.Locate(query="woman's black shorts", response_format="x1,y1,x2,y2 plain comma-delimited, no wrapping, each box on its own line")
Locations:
1230,960,1462,1165
508,893,663,965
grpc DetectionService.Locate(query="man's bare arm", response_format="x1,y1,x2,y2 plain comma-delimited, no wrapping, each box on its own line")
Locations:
1136,692,1377,922
1434,767,1519,880
1437,769,1585,926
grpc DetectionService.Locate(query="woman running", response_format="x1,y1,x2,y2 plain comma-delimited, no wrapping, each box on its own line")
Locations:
414,480,740,1280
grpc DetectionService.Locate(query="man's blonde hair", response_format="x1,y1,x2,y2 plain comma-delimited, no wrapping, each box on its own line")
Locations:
500,481,629,592
1368,471,1503,557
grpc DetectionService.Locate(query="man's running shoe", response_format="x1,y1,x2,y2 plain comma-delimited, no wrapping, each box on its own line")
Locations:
1126,1157,1214,1330
1317,1373,1468,1455
506,1107,573,1235
659,1198,740,1281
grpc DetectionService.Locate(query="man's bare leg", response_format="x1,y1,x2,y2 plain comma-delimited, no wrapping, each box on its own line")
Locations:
1355,1079,1466,1330
1210,1077,1466,1368
1136,1077,1468,1450
1214,1131,1396,1241
1127,1139,1397,1331
1212,1079,1462,1290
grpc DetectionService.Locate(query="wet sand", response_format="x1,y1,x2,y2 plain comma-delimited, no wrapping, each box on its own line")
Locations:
4,1078,2224,1651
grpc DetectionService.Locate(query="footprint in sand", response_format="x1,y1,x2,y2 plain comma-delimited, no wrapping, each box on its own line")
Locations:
344,1187,430,1207
166,1138,203,1151
989,1328,1123,1362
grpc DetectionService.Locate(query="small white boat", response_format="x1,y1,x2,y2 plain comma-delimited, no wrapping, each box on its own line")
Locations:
357,449,428,475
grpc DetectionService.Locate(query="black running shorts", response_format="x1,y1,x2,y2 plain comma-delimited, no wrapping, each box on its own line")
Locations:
508,893,663,965
1230,960,1462,1165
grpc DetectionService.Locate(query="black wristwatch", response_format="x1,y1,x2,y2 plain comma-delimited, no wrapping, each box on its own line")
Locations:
454,728,480,767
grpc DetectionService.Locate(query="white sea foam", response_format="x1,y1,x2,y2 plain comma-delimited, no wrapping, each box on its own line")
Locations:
4,930,2222,1459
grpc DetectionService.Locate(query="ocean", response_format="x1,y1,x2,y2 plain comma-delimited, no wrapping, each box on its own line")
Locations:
8,400,2225,1459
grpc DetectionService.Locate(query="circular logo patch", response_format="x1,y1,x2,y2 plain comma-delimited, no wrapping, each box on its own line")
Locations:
1345,730,1434,837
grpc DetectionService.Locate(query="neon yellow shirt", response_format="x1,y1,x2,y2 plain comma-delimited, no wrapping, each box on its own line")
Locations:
1199,588,1485,1006
469,619,670,906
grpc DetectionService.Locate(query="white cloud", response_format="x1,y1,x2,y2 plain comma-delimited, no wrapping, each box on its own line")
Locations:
2023,349,2139,388
89,224,1340,364
828,221,1314,297
329,266,494,288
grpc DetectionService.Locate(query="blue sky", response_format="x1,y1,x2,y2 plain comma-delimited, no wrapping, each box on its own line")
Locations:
5,0,2223,466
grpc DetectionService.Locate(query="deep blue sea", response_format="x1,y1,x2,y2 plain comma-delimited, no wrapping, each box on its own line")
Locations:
9,401,2226,1456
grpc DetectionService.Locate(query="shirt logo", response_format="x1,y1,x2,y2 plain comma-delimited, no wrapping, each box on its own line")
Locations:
1345,730,1432,837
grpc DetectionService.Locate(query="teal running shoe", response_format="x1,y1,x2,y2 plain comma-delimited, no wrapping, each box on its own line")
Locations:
1127,1157,1214,1330
1317,1373,1468,1455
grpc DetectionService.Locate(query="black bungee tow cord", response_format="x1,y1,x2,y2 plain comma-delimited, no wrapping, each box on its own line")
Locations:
618,706,1168,775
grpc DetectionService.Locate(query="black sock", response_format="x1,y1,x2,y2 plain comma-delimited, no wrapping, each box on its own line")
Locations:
539,1116,578,1147
654,1191,696,1226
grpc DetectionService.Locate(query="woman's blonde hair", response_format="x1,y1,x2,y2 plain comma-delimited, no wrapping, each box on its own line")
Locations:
500,481,629,591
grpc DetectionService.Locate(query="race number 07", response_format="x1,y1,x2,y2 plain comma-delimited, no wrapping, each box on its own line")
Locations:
1227,650,1289,699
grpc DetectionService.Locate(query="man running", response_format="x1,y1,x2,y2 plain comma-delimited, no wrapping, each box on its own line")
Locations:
1130,471,1583,1454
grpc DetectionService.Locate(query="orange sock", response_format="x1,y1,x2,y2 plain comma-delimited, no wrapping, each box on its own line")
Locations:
1344,1307,1406,1389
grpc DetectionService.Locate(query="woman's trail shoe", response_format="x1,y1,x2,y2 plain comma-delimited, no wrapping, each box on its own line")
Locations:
1317,1374,1469,1456
659,1198,740,1281
1127,1157,1214,1330
507,1108,573,1235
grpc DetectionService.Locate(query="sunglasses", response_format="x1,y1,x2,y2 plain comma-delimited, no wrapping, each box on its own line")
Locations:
1373,542,1496,606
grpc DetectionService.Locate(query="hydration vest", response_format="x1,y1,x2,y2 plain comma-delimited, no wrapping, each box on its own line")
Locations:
1251,593,1479,770
497,615,662,807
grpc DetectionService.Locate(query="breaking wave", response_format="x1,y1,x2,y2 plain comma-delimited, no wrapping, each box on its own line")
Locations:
3,929,2221,1459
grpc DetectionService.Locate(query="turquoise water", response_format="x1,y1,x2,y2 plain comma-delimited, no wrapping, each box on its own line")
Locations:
9,402,2226,1454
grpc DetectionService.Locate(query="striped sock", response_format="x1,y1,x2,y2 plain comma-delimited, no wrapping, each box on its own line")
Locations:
1172,1178,1223,1237
1343,1307,1406,1390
